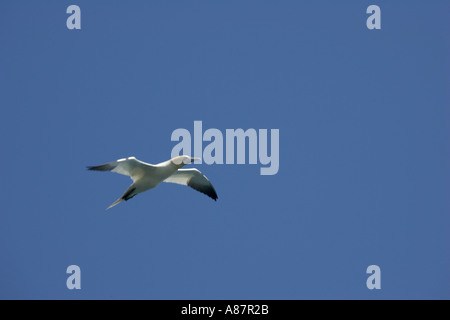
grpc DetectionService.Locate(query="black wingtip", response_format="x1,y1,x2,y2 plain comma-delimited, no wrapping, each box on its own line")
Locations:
212,189,218,201
86,163,115,172
210,191,218,201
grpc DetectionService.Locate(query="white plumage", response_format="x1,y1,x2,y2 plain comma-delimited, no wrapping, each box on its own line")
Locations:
87,155,218,209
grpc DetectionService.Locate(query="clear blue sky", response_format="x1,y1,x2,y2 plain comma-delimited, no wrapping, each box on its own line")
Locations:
0,0,449,299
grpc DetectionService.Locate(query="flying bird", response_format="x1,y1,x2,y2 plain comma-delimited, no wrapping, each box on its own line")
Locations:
87,155,218,209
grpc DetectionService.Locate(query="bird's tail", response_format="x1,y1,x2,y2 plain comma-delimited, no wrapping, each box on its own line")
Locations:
106,186,137,210
107,198,123,210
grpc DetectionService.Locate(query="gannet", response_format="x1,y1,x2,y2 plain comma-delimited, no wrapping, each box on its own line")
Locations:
87,155,218,209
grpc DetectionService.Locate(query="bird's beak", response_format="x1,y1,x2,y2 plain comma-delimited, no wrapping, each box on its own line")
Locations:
191,157,201,163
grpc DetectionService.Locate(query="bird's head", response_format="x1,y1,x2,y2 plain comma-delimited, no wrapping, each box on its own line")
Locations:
171,155,200,168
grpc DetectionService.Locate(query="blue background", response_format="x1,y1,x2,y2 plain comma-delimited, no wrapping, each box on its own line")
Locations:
0,0,449,299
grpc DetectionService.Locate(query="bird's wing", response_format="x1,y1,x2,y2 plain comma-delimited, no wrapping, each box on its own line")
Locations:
163,168,218,201
87,157,154,182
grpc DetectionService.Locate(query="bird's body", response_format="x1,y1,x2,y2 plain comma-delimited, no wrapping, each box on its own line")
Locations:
87,155,218,209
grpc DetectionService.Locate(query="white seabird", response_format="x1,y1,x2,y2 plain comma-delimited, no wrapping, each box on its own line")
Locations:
87,155,218,209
